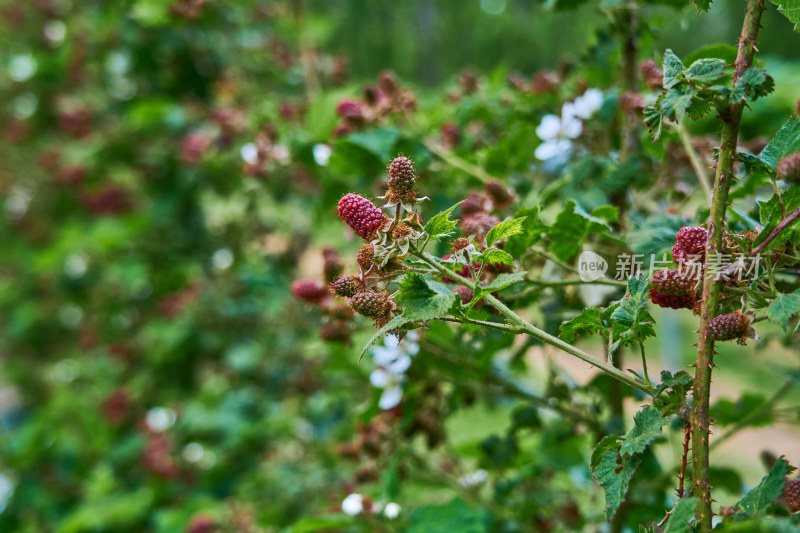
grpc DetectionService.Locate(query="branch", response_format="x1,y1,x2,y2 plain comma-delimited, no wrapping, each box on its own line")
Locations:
411,250,654,395
751,206,800,255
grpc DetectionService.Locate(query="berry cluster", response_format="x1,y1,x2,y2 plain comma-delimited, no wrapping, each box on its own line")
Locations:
672,226,708,265
332,71,417,137
337,193,387,240
706,312,750,342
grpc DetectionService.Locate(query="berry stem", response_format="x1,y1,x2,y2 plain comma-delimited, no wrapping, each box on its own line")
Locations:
412,250,655,395
751,205,800,255
691,1,766,529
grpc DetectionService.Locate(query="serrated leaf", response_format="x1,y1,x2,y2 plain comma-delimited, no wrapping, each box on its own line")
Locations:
396,274,457,321
591,435,641,520
767,289,800,332
359,316,412,361
480,248,514,266
619,406,666,456
558,308,608,341
424,202,462,238
660,86,695,121
486,217,527,247
685,58,727,83
644,106,664,142
486,271,528,292
761,115,800,168
771,0,800,31
663,49,686,89
692,0,713,12
664,497,699,533
735,457,790,515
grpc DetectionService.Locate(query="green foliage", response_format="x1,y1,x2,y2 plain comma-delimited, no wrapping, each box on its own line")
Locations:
735,458,791,516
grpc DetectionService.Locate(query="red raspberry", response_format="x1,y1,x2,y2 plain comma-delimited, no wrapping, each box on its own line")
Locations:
649,289,695,310
349,291,392,319
786,478,800,513
320,322,352,343
461,213,500,240
291,279,328,303
186,514,216,533
337,194,386,240
452,285,472,304
387,156,416,195
673,226,708,264
706,311,750,341
776,153,800,183
485,180,512,209
330,275,365,298
651,269,696,295
640,59,664,90
336,99,365,125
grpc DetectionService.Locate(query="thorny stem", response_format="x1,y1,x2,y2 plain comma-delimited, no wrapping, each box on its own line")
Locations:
751,206,800,255
674,120,713,203
710,378,796,451
412,250,655,395
691,1,766,529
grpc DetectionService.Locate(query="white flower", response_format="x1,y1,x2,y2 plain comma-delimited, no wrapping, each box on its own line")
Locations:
535,104,582,162
458,469,488,488
572,88,604,119
145,407,177,432
369,333,419,410
312,144,332,166
342,493,364,516
384,502,401,519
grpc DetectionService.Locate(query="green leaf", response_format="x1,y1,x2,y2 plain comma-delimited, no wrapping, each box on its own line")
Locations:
619,406,667,456
644,106,664,142
359,315,412,361
396,274,457,321
664,497,699,533
735,457,790,515
486,271,528,292
486,217,527,247
692,0,713,12
505,207,545,257
480,248,514,266
663,49,686,89
591,436,641,520
424,202,462,238
406,498,488,533
685,58,727,84
660,86,695,121
771,0,800,31
559,308,608,341
346,128,400,162
767,289,800,332
732,67,775,102
761,115,800,168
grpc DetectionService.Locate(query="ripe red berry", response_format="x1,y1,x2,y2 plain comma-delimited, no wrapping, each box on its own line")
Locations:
706,311,750,341
673,226,708,264
387,156,416,196
291,279,328,303
349,291,392,319
776,153,800,183
649,289,695,310
461,213,500,240
651,269,696,295
331,275,365,298
786,478,800,513
337,194,386,240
